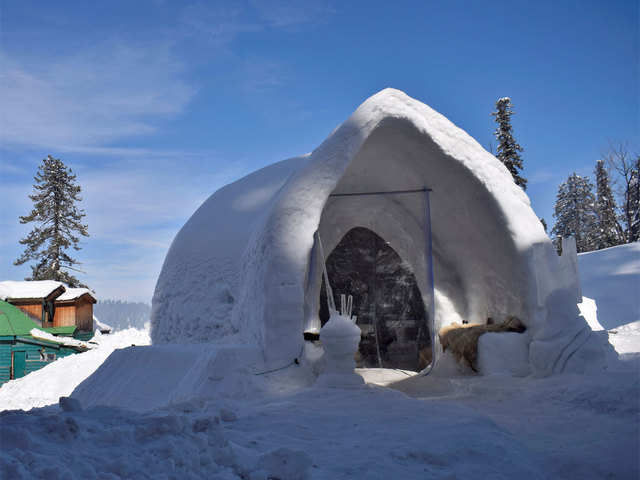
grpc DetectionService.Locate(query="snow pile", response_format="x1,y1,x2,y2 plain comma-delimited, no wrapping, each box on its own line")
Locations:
608,321,640,356
578,242,640,329
70,344,279,413
93,315,113,333
577,242,639,358
3,371,638,479
30,328,95,350
0,326,150,412
2,385,553,479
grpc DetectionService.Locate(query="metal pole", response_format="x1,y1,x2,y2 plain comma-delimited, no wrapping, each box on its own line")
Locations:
422,189,437,375
372,233,382,368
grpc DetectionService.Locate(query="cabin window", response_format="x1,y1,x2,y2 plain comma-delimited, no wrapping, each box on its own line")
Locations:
42,352,56,362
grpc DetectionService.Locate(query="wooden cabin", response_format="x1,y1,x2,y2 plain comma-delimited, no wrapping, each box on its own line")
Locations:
0,280,65,327
0,300,81,385
0,281,97,340
53,288,97,339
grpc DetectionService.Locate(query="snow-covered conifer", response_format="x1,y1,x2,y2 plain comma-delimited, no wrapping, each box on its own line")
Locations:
594,159,625,248
14,155,89,287
491,97,526,190
551,173,598,253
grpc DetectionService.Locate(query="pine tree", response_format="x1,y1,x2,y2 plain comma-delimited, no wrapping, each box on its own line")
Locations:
14,155,89,287
627,156,640,242
594,159,625,248
491,97,526,190
551,173,598,253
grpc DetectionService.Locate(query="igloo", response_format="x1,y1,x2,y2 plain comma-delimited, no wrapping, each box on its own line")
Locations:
151,88,602,378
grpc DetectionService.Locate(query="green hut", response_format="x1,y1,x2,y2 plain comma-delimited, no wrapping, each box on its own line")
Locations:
0,300,86,385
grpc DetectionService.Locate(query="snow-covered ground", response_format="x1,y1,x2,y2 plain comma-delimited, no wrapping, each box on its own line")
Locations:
0,326,150,412
1,244,638,479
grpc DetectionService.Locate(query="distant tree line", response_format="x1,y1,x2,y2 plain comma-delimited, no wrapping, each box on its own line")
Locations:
94,299,151,331
551,143,639,253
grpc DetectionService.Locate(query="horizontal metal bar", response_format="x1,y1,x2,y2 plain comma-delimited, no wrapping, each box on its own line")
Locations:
329,187,431,198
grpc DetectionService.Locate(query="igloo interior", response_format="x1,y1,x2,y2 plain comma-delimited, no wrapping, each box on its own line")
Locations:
317,226,430,371
151,88,600,378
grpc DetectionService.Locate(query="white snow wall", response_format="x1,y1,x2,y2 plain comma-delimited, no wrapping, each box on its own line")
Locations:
151,88,592,377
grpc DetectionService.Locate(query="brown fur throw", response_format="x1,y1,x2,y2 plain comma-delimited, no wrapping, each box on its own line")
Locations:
438,317,526,373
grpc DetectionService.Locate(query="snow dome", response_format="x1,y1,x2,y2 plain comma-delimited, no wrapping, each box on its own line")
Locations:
151,88,599,377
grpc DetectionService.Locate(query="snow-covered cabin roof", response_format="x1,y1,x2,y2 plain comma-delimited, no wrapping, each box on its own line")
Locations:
151,88,595,377
57,288,97,303
93,316,112,334
0,280,66,302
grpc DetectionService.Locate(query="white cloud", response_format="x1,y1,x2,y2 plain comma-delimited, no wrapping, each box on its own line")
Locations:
0,41,196,149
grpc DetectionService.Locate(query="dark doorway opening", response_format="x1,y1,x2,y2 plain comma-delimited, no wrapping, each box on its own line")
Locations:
319,227,431,371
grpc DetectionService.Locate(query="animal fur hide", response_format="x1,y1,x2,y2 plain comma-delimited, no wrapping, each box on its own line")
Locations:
438,317,526,372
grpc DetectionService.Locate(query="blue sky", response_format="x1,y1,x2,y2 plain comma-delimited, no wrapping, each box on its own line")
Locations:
1,0,637,302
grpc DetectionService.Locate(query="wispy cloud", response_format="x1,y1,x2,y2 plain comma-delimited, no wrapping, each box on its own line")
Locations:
179,1,335,46
79,155,247,240
239,58,288,94
0,151,250,300
0,41,196,149
249,0,335,28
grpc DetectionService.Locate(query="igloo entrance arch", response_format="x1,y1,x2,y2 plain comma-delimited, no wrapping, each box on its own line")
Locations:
318,226,432,371
301,116,529,373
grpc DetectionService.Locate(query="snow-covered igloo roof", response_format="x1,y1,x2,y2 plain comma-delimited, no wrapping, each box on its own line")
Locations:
151,88,594,377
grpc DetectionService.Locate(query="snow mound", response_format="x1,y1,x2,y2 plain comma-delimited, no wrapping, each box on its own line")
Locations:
93,315,112,333
578,242,640,329
0,326,150,412
1,385,552,480
608,320,640,357
70,344,276,412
